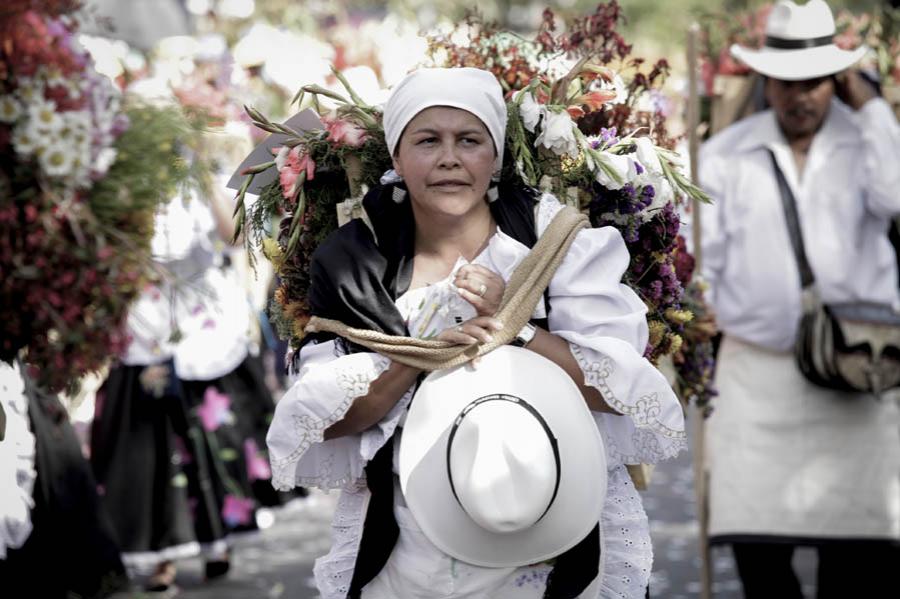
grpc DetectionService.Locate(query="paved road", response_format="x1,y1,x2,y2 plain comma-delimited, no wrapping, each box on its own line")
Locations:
126,420,817,598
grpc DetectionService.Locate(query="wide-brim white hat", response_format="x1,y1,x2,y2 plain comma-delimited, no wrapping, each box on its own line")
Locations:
730,0,867,81
399,345,607,568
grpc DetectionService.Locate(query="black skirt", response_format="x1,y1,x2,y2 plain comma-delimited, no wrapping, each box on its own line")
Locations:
90,355,288,572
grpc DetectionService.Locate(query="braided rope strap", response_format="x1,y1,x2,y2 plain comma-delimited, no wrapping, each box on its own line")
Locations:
305,206,590,371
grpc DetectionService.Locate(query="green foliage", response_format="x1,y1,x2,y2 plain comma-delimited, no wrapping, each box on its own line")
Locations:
90,101,204,232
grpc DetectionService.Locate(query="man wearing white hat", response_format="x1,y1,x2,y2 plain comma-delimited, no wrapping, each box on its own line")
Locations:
699,1,900,596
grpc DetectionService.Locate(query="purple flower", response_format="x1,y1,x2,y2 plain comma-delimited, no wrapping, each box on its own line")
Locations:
173,435,193,465
600,127,618,144
222,495,254,527
635,161,645,175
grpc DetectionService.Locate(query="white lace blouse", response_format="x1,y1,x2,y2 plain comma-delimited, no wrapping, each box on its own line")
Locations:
266,194,687,598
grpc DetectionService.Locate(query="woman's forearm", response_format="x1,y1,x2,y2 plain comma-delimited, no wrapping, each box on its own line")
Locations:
525,328,620,414
209,182,238,243
323,361,422,440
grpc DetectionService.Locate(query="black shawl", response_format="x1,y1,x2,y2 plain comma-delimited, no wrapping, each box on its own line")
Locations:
306,183,600,598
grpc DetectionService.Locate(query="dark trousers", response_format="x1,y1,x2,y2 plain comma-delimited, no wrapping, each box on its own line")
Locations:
732,540,900,598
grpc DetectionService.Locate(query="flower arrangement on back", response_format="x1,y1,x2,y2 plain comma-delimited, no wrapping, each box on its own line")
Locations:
0,1,205,392
232,1,715,413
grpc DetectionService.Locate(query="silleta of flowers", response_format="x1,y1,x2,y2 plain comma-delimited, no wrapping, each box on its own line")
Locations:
0,1,203,392
233,2,716,412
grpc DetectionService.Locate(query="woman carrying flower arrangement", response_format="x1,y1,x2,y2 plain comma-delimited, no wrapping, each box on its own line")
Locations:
265,67,686,598
90,178,283,591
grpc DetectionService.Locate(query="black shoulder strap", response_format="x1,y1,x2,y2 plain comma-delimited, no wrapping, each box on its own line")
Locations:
768,150,815,289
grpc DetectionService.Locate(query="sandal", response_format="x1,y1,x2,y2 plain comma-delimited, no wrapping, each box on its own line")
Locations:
204,555,230,581
145,560,176,592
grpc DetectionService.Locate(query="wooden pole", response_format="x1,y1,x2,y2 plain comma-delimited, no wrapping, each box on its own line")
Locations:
687,21,712,599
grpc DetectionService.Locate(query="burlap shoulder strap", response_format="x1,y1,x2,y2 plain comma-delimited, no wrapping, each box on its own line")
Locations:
305,206,589,370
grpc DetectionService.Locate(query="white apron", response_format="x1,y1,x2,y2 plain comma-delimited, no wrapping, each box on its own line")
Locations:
706,335,900,541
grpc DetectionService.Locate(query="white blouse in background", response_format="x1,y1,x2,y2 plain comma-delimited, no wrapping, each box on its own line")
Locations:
266,194,686,598
0,362,36,559
120,193,251,379
698,98,900,352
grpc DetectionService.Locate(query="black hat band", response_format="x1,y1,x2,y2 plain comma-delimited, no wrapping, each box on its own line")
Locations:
765,34,834,50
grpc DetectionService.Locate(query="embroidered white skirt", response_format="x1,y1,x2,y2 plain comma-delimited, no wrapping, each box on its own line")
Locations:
706,335,900,541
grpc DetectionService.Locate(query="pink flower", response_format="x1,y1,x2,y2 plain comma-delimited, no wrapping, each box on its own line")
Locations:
277,146,316,199
197,387,233,432
244,439,272,481
325,117,368,148
279,166,300,200
221,494,254,527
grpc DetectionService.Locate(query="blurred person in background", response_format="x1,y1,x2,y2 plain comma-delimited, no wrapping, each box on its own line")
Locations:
90,171,283,592
698,1,900,596
0,361,127,598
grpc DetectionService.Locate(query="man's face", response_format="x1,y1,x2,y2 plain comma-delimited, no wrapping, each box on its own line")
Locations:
765,76,835,139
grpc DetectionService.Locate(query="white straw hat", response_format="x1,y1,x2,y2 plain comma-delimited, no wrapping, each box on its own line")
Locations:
730,0,867,81
399,345,607,567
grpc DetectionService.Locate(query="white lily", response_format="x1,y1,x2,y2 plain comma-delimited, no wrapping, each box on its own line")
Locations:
515,89,544,133
594,151,639,191
633,136,663,174
535,109,579,157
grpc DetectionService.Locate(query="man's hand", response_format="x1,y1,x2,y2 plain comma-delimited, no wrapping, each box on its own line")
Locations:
834,70,878,111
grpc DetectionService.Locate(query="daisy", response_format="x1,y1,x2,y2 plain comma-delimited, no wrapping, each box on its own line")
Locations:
39,141,75,177
28,100,63,134
11,125,39,155
0,96,22,123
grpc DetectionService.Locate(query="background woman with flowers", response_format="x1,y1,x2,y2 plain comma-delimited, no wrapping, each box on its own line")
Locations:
90,170,286,591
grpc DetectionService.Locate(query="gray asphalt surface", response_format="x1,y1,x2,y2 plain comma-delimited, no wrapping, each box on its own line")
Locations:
118,420,817,599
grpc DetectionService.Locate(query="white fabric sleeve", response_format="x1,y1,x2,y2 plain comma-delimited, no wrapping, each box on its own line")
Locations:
856,98,900,219
538,196,687,466
266,340,413,491
696,146,729,307
0,363,36,559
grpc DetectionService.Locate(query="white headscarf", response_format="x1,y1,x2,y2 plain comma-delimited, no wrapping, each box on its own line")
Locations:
382,68,507,175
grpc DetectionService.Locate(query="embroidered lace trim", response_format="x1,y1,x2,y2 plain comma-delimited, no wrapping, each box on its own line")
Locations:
270,359,391,491
571,343,687,464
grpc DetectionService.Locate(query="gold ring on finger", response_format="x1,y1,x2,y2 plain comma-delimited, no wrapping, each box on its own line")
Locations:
477,283,487,297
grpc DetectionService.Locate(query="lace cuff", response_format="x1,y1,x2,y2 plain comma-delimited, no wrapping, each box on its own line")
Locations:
266,341,393,491
571,341,686,466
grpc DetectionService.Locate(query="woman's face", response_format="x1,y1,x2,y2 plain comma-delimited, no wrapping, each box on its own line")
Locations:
392,106,496,219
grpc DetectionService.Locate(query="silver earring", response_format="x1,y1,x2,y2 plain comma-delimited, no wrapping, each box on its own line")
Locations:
392,186,407,203
487,186,499,203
